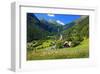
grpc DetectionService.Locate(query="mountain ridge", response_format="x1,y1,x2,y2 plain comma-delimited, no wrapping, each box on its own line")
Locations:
27,13,89,42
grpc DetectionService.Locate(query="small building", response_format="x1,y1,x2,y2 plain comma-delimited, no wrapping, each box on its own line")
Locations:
63,41,72,48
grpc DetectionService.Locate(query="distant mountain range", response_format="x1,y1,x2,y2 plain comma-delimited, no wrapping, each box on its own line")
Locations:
27,13,89,42
27,13,63,32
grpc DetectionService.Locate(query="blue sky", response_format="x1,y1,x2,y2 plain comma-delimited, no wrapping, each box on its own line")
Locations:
34,13,81,25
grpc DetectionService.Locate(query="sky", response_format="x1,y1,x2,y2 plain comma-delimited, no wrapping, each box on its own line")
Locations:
34,13,81,25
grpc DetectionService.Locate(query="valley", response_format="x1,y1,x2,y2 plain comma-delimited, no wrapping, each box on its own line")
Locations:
27,13,89,60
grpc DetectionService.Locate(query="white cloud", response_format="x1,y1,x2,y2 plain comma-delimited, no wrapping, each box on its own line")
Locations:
47,14,55,17
56,20,65,25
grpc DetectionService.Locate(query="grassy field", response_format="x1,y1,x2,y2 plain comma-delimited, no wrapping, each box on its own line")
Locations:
27,39,89,60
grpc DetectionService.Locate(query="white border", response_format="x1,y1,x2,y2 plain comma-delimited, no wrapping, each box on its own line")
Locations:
11,1,97,72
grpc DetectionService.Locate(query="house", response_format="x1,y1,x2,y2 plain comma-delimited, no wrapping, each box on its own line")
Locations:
63,41,72,48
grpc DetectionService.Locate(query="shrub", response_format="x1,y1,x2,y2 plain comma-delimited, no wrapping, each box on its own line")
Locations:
56,40,63,48
71,40,80,47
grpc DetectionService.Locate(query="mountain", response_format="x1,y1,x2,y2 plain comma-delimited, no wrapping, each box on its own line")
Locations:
64,15,89,30
74,15,88,25
27,13,89,44
63,22,75,30
27,13,63,42
27,13,49,42
62,16,89,42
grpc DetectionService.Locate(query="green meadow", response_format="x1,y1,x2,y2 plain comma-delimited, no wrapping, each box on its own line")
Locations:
27,39,89,60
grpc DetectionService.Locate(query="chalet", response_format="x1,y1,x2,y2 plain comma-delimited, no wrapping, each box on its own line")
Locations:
63,41,72,48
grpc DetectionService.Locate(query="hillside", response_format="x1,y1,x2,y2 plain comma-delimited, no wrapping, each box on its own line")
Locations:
27,13,63,42
62,16,89,43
